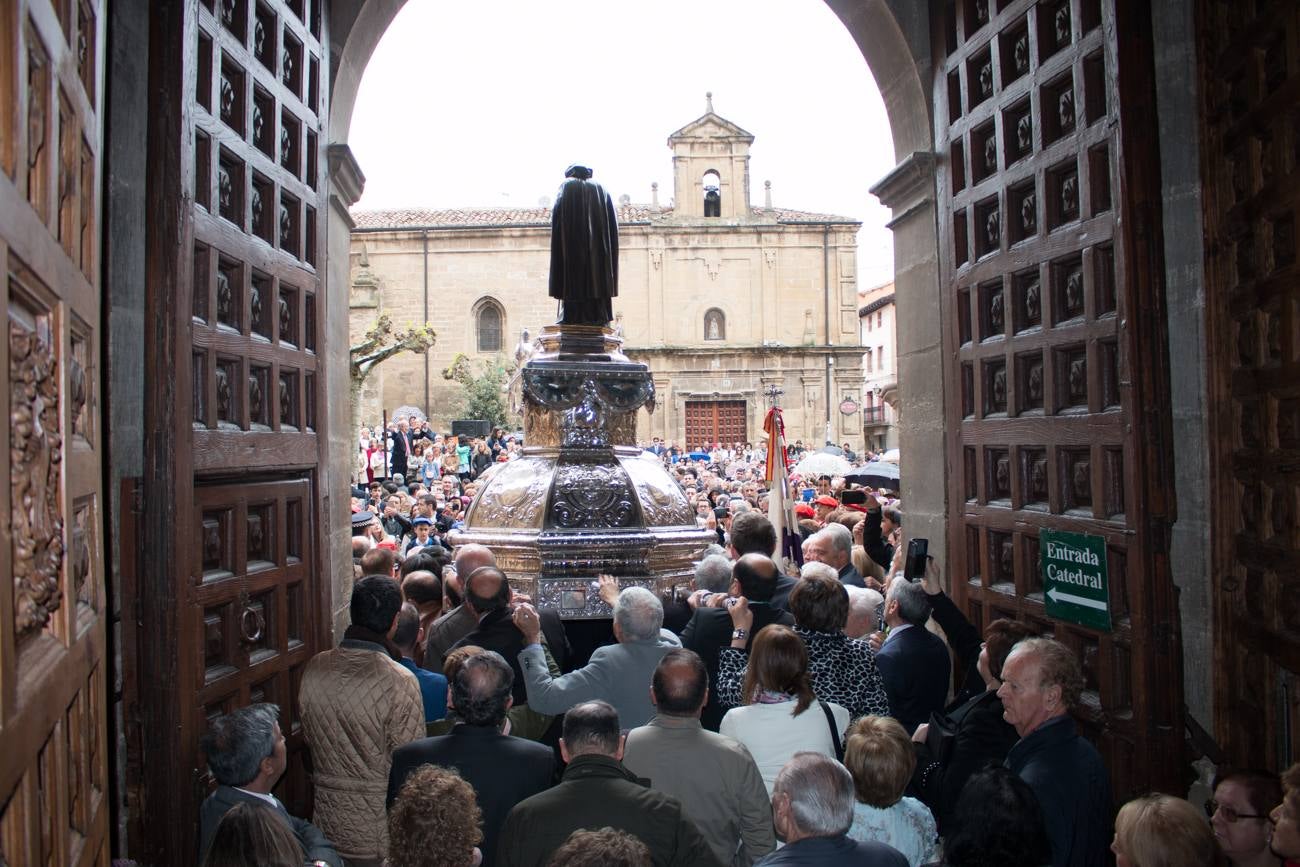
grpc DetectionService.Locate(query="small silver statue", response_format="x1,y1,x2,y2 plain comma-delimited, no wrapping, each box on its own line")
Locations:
505,327,536,416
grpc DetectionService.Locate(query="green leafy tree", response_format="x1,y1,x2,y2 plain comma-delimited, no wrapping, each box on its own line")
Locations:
441,354,512,429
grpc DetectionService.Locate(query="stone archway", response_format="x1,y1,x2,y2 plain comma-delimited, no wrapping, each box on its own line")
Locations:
320,0,947,602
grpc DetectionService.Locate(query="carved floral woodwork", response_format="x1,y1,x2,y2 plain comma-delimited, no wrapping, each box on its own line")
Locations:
10,320,65,640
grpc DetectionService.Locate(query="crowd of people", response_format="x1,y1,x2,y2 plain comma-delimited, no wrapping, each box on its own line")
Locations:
195,425,1300,867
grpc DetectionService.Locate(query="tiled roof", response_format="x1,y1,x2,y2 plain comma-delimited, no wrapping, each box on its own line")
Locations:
351,203,859,230
859,293,896,317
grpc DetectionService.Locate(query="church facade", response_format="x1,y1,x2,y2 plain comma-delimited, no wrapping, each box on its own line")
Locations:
349,105,867,450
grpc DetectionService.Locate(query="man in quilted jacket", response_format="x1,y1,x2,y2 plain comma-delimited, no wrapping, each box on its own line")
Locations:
300,575,425,866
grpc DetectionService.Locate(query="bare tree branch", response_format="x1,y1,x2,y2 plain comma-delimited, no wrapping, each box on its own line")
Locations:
349,314,436,385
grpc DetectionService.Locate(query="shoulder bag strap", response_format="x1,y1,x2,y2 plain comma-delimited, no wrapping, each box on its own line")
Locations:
818,700,844,762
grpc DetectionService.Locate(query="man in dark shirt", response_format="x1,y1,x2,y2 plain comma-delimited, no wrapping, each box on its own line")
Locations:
388,652,554,866
999,637,1111,867
497,701,719,867
756,753,906,866
682,554,794,730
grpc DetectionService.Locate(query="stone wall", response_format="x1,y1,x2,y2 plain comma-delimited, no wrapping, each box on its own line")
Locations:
349,217,867,448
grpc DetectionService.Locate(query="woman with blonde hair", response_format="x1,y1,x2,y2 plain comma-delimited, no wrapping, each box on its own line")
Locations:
843,715,939,865
1111,793,1219,867
718,623,849,795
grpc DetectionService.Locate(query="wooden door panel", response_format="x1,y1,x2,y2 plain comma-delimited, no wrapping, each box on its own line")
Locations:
185,0,328,834
0,1,108,866
685,399,746,450
194,478,316,815
131,0,330,861
936,0,1180,799
1199,0,1300,768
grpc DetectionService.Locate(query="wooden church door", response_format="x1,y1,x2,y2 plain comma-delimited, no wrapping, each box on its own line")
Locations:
934,0,1184,800
1198,0,1300,770
129,0,331,861
0,1,111,865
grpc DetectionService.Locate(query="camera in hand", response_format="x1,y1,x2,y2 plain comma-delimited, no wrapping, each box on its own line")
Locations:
840,489,867,506
904,538,929,579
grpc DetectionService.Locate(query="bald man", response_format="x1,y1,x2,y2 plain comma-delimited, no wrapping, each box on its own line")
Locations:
422,544,496,673
623,650,775,866
448,566,568,710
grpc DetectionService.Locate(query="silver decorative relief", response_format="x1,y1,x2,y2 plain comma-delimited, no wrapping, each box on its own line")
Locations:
549,461,638,529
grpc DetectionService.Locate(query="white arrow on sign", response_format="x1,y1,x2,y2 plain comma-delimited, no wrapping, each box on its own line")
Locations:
1047,586,1107,611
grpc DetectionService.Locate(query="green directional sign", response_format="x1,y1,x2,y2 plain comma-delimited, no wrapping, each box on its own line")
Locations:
1040,528,1111,632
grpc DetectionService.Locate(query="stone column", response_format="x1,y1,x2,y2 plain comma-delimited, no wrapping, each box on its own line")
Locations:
870,151,947,570
326,143,365,639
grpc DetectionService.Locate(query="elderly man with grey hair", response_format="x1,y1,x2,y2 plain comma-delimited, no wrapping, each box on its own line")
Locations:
198,703,342,866
756,752,907,866
874,577,951,734
843,585,884,639
513,580,681,728
696,554,735,594
802,524,866,588
666,553,736,633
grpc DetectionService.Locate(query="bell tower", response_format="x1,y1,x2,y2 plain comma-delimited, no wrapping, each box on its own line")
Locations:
667,93,756,220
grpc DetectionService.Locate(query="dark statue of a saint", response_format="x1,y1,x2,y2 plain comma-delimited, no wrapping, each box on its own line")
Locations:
549,165,618,326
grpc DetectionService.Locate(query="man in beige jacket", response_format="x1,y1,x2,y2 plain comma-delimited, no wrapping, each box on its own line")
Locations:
622,649,775,866
299,574,424,866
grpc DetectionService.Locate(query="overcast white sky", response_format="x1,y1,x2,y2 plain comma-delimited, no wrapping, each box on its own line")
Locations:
348,0,896,287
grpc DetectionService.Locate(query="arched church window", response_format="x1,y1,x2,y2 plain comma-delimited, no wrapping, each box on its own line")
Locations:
475,299,504,352
703,170,721,217
704,308,725,340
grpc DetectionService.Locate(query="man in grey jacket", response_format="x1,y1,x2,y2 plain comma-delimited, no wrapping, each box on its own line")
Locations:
512,583,679,729
198,703,341,866
623,650,775,867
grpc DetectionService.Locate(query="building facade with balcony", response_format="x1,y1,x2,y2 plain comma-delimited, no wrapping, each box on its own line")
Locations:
859,281,897,452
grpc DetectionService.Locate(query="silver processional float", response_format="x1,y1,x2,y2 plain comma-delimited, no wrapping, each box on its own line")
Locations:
448,165,712,618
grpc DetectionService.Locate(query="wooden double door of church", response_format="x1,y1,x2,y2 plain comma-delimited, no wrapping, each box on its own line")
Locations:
1198,0,1300,770
0,1,111,865
124,0,332,862
685,399,747,451
934,0,1182,799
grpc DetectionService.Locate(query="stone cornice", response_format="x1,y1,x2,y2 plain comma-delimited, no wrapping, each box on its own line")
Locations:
625,345,865,358
869,151,935,212
328,144,366,208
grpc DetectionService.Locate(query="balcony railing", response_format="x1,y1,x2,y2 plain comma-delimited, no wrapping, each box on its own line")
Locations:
862,406,887,424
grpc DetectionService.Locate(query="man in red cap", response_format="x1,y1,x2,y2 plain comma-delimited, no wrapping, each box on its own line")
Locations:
812,494,839,525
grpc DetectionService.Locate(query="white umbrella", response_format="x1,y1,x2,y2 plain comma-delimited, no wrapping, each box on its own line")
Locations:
879,448,900,464
392,405,427,423
792,452,854,478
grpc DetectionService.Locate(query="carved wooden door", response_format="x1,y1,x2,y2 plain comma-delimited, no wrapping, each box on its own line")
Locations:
936,0,1182,799
0,1,110,866
131,0,329,861
1198,0,1300,769
685,399,746,450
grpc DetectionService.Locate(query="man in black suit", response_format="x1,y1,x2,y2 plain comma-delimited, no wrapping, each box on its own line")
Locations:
728,512,798,612
874,577,951,734
388,419,413,481
198,703,341,866
388,651,556,867
682,553,795,730
448,566,569,707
